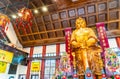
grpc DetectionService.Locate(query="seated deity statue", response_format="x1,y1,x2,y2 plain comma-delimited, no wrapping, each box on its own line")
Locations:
70,17,103,75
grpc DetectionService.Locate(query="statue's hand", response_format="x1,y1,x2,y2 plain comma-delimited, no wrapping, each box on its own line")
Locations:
71,41,80,48
87,38,96,47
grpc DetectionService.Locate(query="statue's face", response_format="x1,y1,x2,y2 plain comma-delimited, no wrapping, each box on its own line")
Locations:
75,18,86,29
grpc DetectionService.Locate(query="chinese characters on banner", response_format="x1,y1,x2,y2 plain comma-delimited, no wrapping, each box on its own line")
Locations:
0,61,7,73
64,28,73,65
96,22,109,51
31,62,40,72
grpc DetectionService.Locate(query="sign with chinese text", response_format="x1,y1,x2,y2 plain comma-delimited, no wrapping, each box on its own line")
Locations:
31,62,40,72
0,61,7,73
0,49,13,63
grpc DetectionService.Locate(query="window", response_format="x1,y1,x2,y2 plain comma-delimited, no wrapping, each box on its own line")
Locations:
44,53,56,79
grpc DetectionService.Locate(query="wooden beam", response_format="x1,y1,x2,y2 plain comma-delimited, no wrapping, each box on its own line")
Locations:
41,16,48,38
49,15,56,37
22,37,65,47
30,1,41,40
19,27,75,36
12,22,23,44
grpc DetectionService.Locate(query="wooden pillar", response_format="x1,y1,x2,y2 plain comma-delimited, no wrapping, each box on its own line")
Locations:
40,45,46,79
26,47,34,79
116,37,120,48
56,43,60,69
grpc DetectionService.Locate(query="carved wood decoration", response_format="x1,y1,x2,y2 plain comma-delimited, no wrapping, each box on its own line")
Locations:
0,0,119,47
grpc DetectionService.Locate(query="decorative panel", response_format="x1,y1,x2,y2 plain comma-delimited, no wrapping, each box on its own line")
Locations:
109,22,118,30
87,5,95,13
43,15,50,22
88,16,96,24
36,17,43,23
109,0,118,9
51,13,59,21
109,11,118,20
61,20,69,28
41,33,47,39
56,31,63,37
28,35,34,40
38,25,45,31
78,7,85,16
98,3,106,11
48,32,55,38
60,11,67,19
31,26,38,33
21,36,28,41
45,23,52,30
68,9,76,17
98,13,107,22
69,18,76,27
53,22,60,29
34,34,40,40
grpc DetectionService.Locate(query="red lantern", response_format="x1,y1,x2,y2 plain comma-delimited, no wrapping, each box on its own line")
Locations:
0,13,10,28
18,8,33,22
15,8,33,33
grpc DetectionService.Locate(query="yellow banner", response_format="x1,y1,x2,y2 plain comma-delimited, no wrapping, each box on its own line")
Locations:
0,49,13,63
0,61,7,73
31,62,40,72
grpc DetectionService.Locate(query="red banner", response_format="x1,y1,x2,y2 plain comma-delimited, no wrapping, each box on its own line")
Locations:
96,22,109,64
64,27,73,64
96,22,109,51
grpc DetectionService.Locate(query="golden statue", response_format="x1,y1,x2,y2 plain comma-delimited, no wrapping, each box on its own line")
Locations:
71,17,103,76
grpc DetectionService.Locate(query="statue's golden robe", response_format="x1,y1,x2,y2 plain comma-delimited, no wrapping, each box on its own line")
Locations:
71,17,103,75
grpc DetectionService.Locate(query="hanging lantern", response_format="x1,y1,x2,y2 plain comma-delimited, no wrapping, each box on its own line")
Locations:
16,8,33,33
18,7,33,22
0,13,10,28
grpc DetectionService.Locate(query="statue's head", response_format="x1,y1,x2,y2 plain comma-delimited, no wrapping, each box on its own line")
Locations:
75,17,86,29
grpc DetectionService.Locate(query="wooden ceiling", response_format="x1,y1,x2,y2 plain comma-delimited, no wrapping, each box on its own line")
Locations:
0,0,120,47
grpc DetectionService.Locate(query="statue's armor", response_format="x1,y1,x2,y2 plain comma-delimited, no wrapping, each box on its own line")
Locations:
71,17,103,76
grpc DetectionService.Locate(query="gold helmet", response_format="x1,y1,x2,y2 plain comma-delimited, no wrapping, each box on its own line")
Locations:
75,17,86,28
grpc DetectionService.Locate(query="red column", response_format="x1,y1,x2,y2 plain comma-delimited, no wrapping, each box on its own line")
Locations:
40,45,46,79
116,37,120,48
56,43,60,69
26,47,34,79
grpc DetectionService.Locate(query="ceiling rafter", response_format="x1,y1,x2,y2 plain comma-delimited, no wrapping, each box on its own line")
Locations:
22,37,65,47
30,1,42,40
49,15,56,38
18,27,76,37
